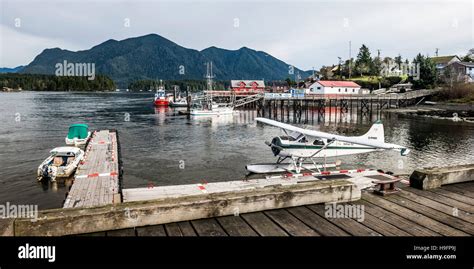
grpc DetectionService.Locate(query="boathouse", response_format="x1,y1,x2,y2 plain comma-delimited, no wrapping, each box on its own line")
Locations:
231,80,265,94
307,80,361,95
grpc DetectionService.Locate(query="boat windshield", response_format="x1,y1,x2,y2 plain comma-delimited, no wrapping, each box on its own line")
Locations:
67,124,89,139
155,91,165,98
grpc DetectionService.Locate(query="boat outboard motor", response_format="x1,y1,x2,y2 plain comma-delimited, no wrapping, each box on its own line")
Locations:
39,164,50,180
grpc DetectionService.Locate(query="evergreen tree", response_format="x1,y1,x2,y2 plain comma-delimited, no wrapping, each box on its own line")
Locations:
394,54,403,67
355,44,373,76
410,54,437,89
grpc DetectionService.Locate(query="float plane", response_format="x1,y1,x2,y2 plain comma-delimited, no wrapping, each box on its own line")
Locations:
246,118,410,174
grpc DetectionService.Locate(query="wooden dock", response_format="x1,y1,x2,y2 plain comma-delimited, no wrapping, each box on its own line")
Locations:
63,130,122,208
256,89,440,123
95,181,474,237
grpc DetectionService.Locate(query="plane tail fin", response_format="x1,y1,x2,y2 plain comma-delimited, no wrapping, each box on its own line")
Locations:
360,120,385,143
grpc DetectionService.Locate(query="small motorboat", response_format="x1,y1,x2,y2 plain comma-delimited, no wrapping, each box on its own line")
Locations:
37,147,84,182
65,124,91,147
169,97,188,107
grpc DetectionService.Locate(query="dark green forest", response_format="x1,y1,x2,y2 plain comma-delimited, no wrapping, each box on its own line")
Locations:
128,79,228,92
0,74,116,91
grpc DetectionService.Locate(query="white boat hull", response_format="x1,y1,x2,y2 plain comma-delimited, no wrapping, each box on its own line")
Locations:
246,162,337,174
190,107,234,116
65,131,91,147
37,147,84,181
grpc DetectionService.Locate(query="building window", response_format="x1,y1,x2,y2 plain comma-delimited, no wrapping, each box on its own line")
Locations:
352,89,355,92
345,88,347,92
317,87,321,90
338,89,341,92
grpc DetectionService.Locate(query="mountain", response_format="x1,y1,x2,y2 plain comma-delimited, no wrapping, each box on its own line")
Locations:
0,66,25,73
21,34,310,87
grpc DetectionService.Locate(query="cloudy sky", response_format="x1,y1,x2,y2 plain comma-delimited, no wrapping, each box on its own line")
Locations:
0,0,472,70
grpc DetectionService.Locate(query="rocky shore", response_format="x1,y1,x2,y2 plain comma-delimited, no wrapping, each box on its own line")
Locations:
386,103,474,122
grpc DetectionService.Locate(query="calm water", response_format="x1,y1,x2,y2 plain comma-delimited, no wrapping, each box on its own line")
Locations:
1,91,473,209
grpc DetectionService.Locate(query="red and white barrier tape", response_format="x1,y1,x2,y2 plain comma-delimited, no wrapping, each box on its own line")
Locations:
75,171,118,179
266,168,372,180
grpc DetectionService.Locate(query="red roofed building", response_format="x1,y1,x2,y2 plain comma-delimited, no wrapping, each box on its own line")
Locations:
307,80,361,95
230,80,265,94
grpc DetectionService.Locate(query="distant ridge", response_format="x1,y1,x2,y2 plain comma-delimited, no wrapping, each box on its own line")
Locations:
21,34,310,87
0,66,25,73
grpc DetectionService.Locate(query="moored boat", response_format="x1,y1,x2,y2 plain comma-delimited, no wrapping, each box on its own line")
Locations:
37,147,84,182
65,124,91,147
190,103,233,116
190,62,234,116
169,97,188,107
154,80,169,106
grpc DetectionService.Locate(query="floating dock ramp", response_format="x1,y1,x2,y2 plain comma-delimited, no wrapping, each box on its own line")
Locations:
63,130,122,208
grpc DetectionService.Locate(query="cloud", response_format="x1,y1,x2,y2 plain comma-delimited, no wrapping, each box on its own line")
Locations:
0,0,472,70
0,24,80,67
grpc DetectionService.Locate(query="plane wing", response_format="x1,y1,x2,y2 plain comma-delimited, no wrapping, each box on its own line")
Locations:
256,117,410,155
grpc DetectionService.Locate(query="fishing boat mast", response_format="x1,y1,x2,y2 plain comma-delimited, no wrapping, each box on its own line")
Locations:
205,62,214,108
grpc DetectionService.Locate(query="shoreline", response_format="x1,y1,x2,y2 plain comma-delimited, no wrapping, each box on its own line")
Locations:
386,103,474,121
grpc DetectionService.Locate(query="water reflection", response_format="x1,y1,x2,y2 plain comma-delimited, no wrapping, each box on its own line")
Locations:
0,91,473,209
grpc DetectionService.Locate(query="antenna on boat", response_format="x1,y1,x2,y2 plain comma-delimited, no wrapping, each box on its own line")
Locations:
205,61,215,105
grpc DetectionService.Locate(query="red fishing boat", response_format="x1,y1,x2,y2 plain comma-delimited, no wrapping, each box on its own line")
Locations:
154,82,169,106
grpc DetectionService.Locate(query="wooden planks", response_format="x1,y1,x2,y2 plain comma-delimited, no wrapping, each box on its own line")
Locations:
428,188,474,206
64,130,120,208
363,193,468,236
264,209,320,236
396,190,474,224
71,182,474,237
164,223,183,236
191,219,228,236
441,184,474,199
384,194,474,235
357,200,440,236
136,225,167,236
307,204,382,236
106,228,136,237
216,216,258,236
241,212,289,236
287,206,349,236
177,222,198,236
403,187,473,213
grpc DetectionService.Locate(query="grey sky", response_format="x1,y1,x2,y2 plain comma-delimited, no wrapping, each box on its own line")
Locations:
0,0,472,70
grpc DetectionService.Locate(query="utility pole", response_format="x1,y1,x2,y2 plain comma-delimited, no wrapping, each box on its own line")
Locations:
377,49,381,58
337,57,342,78
435,48,439,57
348,41,352,79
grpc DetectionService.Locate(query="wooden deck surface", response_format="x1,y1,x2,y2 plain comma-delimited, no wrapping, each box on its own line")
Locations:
84,181,474,237
64,130,120,208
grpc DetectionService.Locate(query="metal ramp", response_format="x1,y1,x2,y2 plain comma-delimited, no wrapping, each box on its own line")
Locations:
233,93,263,108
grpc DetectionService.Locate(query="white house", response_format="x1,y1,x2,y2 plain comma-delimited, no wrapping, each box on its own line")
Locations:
307,80,361,95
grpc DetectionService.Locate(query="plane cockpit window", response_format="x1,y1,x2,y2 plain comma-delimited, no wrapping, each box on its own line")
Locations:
280,136,296,141
313,139,325,145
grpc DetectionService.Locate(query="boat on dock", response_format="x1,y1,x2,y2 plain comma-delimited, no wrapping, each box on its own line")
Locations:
37,147,84,182
65,124,91,147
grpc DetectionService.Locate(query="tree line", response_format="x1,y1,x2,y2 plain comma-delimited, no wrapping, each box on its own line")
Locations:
128,79,229,92
0,73,116,91
318,44,445,90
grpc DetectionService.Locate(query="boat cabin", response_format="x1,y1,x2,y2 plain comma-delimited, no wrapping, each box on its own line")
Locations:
50,147,82,167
